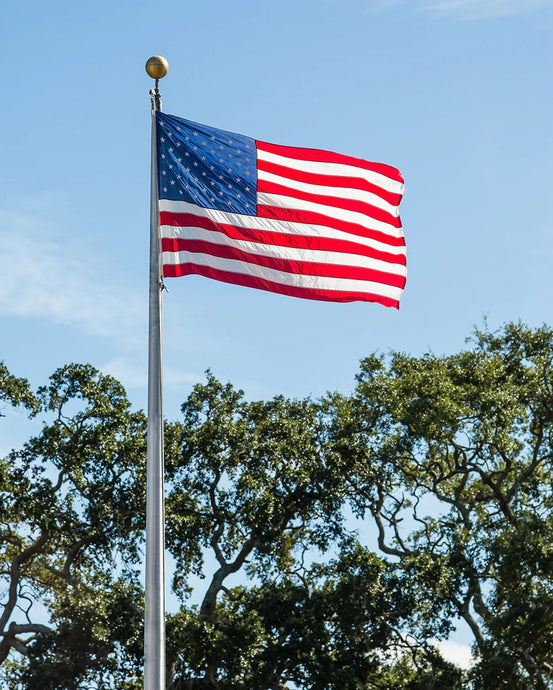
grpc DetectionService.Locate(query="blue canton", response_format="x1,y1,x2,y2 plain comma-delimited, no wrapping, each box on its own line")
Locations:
156,112,257,216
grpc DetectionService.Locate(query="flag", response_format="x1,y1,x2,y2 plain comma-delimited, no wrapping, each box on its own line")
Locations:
156,112,406,307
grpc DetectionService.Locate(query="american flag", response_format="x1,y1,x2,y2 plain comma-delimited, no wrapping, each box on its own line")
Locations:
156,112,406,307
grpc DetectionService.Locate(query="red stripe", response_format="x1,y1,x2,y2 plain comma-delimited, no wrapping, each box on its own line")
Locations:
257,206,406,247
159,211,406,266
256,140,404,184
258,179,402,228
163,262,400,308
162,238,406,288
257,159,403,207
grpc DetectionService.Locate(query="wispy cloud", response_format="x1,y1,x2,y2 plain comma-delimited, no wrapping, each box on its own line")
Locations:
368,0,552,19
421,0,552,19
1,202,201,398
102,357,200,391
0,205,144,351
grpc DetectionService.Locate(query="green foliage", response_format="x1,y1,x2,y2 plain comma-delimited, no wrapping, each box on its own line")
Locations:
164,373,463,688
0,363,146,688
165,372,345,609
0,362,39,416
167,545,419,689
329,322,553,688
15,579,143,690
373,648,465,689
3,322,553,688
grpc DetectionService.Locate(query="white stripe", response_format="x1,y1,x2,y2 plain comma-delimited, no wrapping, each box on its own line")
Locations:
159,199,406,256
160,225,407,277
258,169,400,217
161,250,404,300
257,192,403,239
257,148,404,196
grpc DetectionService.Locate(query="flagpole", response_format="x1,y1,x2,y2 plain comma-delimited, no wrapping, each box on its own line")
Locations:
144,55,169,690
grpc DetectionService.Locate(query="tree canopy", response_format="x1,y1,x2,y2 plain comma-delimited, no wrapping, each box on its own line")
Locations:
2,322,553,688
329,322,553,688
0,364,146,689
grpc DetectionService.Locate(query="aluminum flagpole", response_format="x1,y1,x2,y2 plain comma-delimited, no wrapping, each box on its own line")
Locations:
144,55,169,690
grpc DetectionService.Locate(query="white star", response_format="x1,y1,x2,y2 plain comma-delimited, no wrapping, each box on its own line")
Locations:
160,137,165,143
169,147,174,153
245,186,250,192
193,132,198,136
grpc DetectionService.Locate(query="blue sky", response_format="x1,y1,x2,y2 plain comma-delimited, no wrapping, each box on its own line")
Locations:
1,0,552,666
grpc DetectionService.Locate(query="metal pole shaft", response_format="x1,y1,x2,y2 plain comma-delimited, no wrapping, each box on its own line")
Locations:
144,81,165,690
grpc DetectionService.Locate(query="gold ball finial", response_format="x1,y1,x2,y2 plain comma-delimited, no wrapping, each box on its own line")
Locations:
145,56,169,80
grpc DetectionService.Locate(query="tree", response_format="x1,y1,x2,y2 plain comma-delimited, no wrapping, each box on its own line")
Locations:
163,373,459,689
4,321,553,689
163,372,344,687
0,362,39,418
0,363,146,689
166,543,463,690
329,322,553,688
